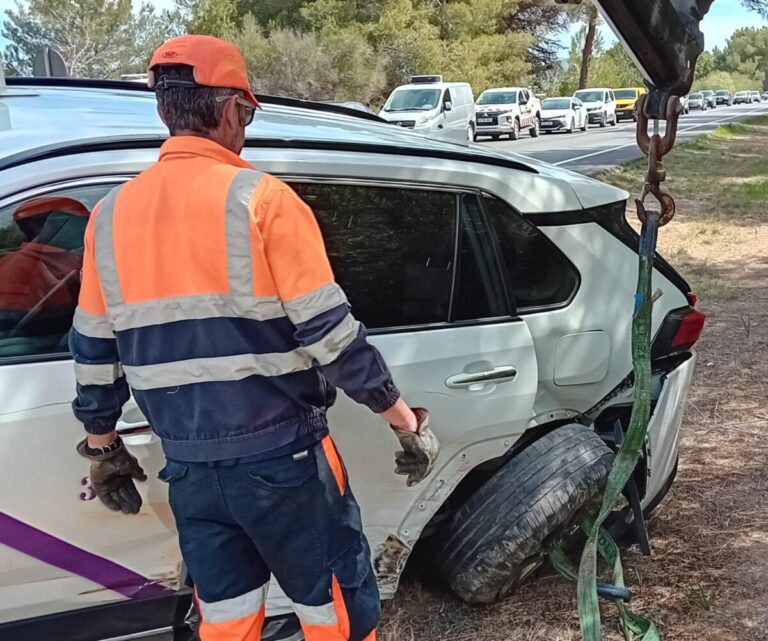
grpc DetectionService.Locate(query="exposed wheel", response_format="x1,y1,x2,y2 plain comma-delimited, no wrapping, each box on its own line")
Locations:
529,118,540,137
435,424,613,604
566,117,574,133
580,119,588,132
610,114,617,126
509,119,520,140
599,113,607,128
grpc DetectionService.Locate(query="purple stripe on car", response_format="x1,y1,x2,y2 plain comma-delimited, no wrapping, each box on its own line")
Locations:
0,511,172,599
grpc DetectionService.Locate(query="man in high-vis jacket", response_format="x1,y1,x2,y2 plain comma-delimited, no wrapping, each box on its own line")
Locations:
69,35,439,641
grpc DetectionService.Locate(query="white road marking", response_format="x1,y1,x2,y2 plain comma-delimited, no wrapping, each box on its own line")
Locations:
551,106,768,166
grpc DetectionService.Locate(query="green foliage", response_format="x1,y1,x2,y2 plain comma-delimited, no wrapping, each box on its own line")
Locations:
693,70,756,92
590,42,643,89
1,0,181,77
692,27,768,93
179,0,237,38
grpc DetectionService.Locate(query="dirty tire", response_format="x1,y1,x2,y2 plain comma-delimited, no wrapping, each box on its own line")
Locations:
436,424,613,604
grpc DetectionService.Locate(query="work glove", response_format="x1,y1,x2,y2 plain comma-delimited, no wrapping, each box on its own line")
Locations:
391,407,440,487
77,437,146,514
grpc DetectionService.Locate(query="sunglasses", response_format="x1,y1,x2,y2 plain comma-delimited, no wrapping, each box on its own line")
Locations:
215,94,256,126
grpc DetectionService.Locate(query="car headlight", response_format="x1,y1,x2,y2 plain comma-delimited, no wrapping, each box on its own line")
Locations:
588,106,600,112
416,113,437,125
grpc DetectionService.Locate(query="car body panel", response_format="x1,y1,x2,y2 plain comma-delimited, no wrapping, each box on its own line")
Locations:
643,354,696,507
0,81,695,635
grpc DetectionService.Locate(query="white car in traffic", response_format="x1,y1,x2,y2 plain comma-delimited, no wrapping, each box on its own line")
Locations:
539,96,589,133
473,87,541,140
0,77,702,641
378,75,475,143
573,87,618,127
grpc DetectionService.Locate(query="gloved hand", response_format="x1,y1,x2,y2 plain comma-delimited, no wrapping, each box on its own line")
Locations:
391,407,440,487
77,437,147,514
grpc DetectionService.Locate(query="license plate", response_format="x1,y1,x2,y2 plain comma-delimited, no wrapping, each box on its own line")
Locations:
542,120,554,126
478,118,493,124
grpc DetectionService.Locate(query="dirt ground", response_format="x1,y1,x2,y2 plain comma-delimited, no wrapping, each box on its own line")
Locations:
379,117,768,641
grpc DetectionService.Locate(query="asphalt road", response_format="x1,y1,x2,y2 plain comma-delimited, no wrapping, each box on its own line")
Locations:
476,102,768,175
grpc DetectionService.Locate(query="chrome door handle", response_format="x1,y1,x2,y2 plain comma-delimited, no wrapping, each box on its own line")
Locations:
445,366,518,389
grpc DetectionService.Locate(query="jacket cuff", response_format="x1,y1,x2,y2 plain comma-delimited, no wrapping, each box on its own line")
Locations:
367,382,401,414
83,419,119,435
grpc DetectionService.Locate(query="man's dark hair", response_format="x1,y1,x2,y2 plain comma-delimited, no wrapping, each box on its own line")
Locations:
153,64,235,135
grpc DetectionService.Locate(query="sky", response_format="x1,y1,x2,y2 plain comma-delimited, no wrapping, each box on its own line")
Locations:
1,0,767,58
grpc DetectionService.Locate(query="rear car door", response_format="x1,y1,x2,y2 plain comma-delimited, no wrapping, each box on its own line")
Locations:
0,178,180,633
284,179,539,599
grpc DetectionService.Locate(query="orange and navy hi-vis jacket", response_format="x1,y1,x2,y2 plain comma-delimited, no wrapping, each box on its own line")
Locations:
69,136,400,461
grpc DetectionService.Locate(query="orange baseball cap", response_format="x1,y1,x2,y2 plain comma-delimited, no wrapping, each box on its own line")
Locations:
14,197,90,222
148,35,260,108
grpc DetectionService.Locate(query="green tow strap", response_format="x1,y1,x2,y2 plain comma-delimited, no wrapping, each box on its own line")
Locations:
549,210,661,641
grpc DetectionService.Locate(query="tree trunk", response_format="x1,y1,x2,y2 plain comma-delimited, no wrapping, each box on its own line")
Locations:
578,4,598,89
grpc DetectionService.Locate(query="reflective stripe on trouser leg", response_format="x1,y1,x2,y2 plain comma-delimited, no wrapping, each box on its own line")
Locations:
196,583,268,641
294,574,378,641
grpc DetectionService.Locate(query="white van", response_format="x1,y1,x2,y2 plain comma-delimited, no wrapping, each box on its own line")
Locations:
379,75,475,144
573,87,618,127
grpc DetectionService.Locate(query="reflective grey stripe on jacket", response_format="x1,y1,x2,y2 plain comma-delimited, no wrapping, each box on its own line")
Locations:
92,169,359,392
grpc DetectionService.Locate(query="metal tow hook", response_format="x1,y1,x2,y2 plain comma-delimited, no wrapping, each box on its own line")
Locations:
635,94,682,227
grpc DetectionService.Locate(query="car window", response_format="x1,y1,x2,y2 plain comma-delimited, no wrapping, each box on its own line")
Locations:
288,182,456,330
483,194,579,311
452,195,508,322
443,88,452,106
0,184,115,361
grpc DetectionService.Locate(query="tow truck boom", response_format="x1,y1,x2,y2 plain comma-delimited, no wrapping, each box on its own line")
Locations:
556,0,714,119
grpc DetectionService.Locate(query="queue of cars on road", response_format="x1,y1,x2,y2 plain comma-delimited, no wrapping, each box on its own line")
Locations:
376,75,766,145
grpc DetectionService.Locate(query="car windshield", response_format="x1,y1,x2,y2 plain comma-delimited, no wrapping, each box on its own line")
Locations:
574,90,603,102
384,88,441,111
541,98,571,110
715,90,729,96
736,92,747,96
614,89,637,99
702,90,713,95
690,93,703,99
477,91,517,105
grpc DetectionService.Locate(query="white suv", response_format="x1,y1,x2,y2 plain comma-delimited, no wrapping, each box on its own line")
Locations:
574,87,618,127
0,78,702,641
474,87,541,140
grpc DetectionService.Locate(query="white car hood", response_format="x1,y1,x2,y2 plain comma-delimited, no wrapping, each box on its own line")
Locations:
540,108,570,118
579,101,603,109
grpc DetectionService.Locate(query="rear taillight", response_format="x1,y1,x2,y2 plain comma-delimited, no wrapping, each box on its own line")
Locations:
651,304,706,359
670,309,705,348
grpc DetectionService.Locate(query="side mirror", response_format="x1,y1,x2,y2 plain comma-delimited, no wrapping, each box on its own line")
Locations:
443,101,453,111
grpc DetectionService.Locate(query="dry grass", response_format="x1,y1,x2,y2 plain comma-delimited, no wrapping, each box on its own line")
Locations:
379,116,768,641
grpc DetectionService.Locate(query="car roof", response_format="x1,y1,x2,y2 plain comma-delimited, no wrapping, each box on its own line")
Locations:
0,78,628,210
0,79,499,165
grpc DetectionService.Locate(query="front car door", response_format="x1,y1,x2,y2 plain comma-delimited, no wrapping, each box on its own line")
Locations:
0,177,181,635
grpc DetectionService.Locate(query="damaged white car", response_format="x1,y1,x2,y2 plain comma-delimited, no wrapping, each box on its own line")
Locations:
0,77,702,641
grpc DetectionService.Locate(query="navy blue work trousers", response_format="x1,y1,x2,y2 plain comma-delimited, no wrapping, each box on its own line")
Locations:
159,436,380,641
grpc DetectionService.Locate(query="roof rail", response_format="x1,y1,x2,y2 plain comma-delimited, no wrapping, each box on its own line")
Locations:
0,134,538,175
4,77,388,124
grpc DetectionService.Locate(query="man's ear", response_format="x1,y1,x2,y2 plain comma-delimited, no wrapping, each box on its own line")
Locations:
222,95,242,128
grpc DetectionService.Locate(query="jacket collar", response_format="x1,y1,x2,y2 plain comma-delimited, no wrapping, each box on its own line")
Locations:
158,136,253,169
